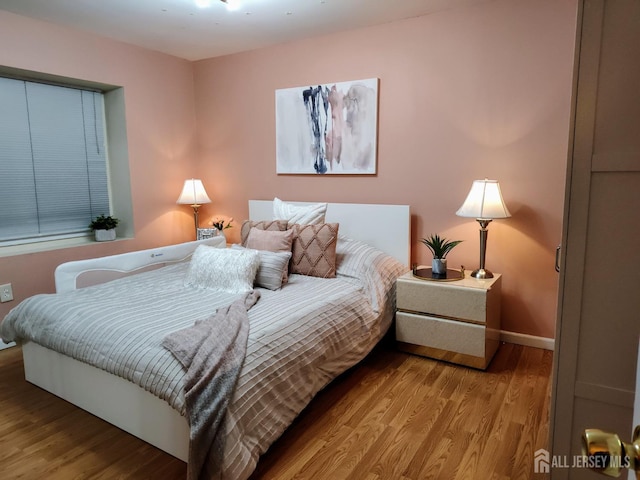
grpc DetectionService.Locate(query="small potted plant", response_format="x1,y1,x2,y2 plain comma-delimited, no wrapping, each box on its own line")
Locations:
89,214,119,242
421,234,463,275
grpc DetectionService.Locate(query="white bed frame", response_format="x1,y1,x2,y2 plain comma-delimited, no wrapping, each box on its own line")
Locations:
54,236,226,293
21,201,410,463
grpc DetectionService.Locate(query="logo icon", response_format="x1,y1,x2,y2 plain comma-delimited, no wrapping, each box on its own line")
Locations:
535,449,550,473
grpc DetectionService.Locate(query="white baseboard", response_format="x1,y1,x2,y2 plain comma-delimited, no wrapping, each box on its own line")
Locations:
0,340,16,350
500,330,555,351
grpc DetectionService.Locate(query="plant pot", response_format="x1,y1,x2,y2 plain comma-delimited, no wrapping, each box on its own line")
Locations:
94,228,116,242
213,228,228,241
432,258,447,275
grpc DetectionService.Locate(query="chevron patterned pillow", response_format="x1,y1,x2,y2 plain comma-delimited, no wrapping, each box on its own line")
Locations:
290,223,339,278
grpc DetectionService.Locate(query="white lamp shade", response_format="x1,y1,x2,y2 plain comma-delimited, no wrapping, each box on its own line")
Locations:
176,179,211,205
456,179,511,219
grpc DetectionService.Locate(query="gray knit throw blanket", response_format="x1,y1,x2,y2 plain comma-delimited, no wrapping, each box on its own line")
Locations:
162,290,261,480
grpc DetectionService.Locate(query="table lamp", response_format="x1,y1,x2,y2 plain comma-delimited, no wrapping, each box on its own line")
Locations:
177,179,211,238
456,179,511,279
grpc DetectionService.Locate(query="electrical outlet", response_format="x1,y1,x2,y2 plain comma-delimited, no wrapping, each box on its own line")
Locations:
0,283,13,303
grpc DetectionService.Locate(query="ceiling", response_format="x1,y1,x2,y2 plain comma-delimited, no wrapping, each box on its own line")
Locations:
0,0,493,61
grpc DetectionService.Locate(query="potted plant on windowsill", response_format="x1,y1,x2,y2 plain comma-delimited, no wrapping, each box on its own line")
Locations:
421,234,463,275
89,214,119,242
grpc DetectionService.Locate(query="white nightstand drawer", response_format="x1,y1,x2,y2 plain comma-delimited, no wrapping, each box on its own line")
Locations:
396,274,499,324
396,311,486,357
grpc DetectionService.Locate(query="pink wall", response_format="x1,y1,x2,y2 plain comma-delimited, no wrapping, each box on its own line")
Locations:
0,1,577,339
0,11,198,319
193,0,578,339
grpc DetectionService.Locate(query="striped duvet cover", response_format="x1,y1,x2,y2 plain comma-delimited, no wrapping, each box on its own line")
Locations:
1,236,406,479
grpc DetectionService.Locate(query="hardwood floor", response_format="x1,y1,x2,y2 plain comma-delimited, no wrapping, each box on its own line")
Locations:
0,341,552,479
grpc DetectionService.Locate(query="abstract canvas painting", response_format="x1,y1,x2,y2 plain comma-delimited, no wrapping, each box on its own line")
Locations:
276,78,378,175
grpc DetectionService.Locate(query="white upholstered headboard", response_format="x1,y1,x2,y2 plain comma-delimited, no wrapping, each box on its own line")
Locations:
249,200,410,267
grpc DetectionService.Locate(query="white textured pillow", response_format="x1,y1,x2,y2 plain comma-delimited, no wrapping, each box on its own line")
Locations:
232,245,292,290
272,197,327,225
184,245,260,294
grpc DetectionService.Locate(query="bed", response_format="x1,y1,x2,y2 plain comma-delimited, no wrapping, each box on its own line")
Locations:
1,200,410,479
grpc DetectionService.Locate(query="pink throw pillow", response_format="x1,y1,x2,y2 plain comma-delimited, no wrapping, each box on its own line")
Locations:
245,227,294,282
240,220,288,246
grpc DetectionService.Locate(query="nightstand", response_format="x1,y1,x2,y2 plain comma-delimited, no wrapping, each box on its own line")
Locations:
395,270,502,369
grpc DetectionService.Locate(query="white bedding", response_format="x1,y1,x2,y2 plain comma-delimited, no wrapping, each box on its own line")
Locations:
1,235,406,479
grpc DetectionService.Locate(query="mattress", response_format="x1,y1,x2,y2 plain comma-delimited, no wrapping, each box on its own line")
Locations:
1,236,406,479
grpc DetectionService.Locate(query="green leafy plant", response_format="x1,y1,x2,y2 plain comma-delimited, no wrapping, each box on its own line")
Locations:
89,214,119,231
421,234,463,259
211,217,233,231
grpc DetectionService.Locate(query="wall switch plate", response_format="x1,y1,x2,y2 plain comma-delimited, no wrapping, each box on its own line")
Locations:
0,283,13,303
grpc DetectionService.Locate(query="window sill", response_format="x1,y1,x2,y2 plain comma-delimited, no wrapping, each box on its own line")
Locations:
0,235,132,258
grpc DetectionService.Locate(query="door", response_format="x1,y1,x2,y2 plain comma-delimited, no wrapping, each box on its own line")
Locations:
581,340,640,479
549,0,640,479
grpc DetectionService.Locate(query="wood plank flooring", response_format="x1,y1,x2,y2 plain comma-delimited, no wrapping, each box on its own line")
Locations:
0,341,552,479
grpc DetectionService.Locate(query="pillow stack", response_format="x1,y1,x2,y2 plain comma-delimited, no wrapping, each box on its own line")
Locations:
272,198,339,279
184,199,341,293
237,198,339,288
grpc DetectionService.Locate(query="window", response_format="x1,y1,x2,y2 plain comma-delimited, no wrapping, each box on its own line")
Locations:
0,76,111,244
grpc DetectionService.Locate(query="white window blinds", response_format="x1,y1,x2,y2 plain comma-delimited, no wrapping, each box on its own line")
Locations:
0,77,110,243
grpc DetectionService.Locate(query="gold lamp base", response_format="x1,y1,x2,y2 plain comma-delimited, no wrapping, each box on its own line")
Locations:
471,268,494,279
469,219,495,279
190,204,201,239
